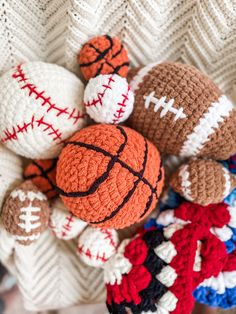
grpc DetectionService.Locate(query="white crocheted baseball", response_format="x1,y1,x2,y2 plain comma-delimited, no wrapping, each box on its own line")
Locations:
0,144,23,209
0,62,87,159
49,198,87,240
77,227,119,267
84,74,134,124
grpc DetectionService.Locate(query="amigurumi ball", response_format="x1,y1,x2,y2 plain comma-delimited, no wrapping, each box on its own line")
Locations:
128,62,236,160
0,62,87,159
24,159,58,199
56,124,164,229
78,35,129,80
84,74,134,124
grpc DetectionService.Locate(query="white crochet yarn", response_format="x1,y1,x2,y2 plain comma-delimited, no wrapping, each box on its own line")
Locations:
0,61,86,159
49,198,87,240
77,227,119,267
0,144,23,210
84,74,134,124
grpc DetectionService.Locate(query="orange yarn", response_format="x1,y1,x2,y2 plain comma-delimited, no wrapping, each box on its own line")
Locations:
24,159,57,199
56,124,164,229
78,35,129,80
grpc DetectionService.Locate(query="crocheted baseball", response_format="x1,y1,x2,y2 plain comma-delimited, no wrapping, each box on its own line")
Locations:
84,74,134,124
1,180,50,245
56,124,164,229
24,159,57,199
128,62,236,160
0,62,87,159
0,144,23,209
77,227,119,267
170,159,236,205
78,35,129,80
49,198,87,240
105,223,227,314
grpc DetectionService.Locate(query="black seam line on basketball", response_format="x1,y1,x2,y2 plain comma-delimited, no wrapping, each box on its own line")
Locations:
55,125,127,197
24,159,57,180
104,59,130,73
80,35,113,67
90,139,148,224
62,140,157,195
111,44,123,59
27,161,56,189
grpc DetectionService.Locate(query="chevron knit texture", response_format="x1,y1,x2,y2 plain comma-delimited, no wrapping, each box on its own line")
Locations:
0,0,236,100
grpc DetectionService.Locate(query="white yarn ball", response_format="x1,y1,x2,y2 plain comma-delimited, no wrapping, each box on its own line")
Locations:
84,74,134,124
49,198,87,240
0,62,87,159
0,144,23,209
77,227,119,267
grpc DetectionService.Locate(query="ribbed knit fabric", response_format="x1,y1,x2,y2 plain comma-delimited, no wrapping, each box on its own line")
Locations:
1,0,236,100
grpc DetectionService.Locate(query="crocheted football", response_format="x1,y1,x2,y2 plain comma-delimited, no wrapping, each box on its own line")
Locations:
0,144,23,209
24,159,57,199
49,198,87,240
128,62,236,160
170,159,236,205
104,223,227,314
78,35,129,80
56,124,164,229
1,180,50,245
0,62,86,159
77,227,119,267
84,74,134,124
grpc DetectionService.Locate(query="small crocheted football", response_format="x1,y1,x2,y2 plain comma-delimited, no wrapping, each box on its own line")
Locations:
104,223,227,314
49,198,87,240
0,144,23,209
24,159,57,199
84,74,134,124
1,180,50,245
170,159,236,205
128,62,236,160
78,35,129,80
56,124,164,229
0,62,87,159
77,227,119,267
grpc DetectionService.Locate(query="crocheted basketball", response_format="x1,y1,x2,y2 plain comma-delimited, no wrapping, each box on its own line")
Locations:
49,198,87,240
170,159,236,205
78,35,129,80
84,74,134,124
1,180,50,245
0,62,87,159
24,159,57,199
128,62,236,160
0,144,23,209
56,124,164,229
77,227,119,267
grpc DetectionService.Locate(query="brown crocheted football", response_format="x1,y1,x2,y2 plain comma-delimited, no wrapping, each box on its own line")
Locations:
128,62,236,160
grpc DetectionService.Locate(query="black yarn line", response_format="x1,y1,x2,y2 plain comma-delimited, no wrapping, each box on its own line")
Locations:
80,34,113,67
90,139,148,224
111,44,124,59
56,125,127,197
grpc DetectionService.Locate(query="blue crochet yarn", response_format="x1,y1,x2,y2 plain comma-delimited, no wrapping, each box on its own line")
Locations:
159,188,183,211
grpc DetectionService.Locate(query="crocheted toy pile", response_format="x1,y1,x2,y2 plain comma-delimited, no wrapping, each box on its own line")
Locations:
0,34,235,313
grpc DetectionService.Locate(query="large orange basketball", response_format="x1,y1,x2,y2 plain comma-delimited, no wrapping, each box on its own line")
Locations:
56,124,164,229
78,35,130,80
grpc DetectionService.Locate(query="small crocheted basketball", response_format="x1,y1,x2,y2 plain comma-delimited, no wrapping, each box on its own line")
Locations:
77,227,119,267
24,159,57,199
56,124,164,229
0,62,87,159
0,144,23,209
49,198,87,240
170,159,236,205
1,180,50,245
84,74,134,124
78,35,129,80
128,62,236,160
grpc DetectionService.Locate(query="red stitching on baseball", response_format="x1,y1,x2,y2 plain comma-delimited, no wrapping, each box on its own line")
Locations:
12,64,86,125
112,85,130,124
1,115,63,143
102,229,117,249
61,213,74,238
77,244,108,262
84,75,115,107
